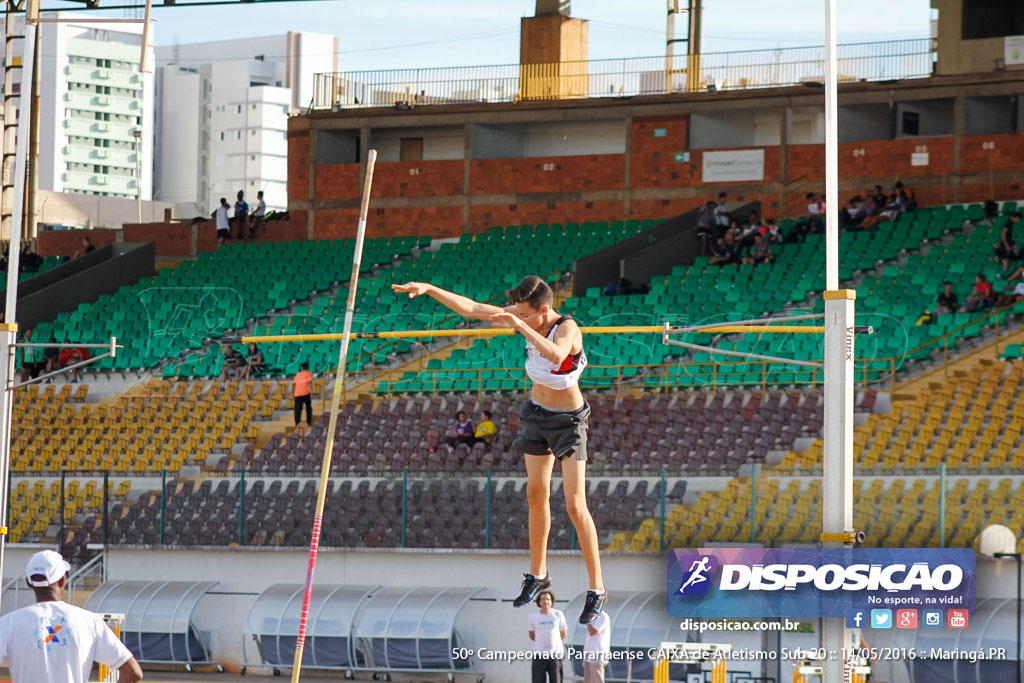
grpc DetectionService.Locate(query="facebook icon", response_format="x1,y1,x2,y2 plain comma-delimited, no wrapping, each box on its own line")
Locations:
845,610,866,628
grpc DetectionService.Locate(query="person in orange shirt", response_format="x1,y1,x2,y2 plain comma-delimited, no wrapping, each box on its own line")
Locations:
292,362,314,431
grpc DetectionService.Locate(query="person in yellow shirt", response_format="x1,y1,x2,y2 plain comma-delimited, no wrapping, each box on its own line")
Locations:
472,410,496,447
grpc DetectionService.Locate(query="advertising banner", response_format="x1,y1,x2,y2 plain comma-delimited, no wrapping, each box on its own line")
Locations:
667,548,976,619
701,149,765,183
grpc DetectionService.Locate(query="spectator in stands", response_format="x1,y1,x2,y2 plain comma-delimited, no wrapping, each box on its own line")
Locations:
714,192,730,236
805,193,825,234
529,589,566,683
696,200,716,255
709,237,737,266
737,220,759,256
995,281,1024,308
248,190,267,238
871,184,887,208
42,336,60,379
724,218,742,246
960,273,995,312
292,362,314,432
583,610,611,683
472,410,497,447
936,281,959,315
445,410,475,451
0,550,144,683
220,345,243,384
743,235,773,265
845,195,871,230
765,220,784,245
18,327,44,383
58,346,90,383
73,236,95,259
20,248,43,273
213,198,231,245
981,199,1000,225
995,212,1022,271
233,190,249,238
859,194,900,230
892,181,916,212
238,342,266,382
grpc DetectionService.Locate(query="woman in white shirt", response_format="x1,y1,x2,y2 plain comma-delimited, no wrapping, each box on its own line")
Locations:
528,590,567,683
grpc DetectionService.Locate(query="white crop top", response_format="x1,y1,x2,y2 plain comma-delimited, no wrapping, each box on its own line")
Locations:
524,316,587,390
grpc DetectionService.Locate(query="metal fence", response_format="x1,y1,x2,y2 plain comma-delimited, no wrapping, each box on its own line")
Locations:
312,39,934,110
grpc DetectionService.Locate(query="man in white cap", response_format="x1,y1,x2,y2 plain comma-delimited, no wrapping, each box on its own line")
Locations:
0,550,143,682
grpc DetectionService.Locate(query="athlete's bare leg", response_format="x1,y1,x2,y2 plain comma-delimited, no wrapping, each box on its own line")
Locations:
562,457,604,591
525,453,555,577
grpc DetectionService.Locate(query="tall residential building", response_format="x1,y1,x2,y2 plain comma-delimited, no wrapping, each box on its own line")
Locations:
2,15,155,200
154,33,339,213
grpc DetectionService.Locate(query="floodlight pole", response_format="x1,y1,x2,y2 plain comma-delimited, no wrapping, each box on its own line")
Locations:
821,0,856,681
0,0,36,616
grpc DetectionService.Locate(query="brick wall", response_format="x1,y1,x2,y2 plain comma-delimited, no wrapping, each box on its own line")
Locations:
470,154,624,194
288,128,310,202
630,115,687,188
37,229,119,257
961,133,1024,173
788,138,956,181
375,160,464,197
314,163,361,200
313,206,462,240
468,201,623,232
123,222,192,257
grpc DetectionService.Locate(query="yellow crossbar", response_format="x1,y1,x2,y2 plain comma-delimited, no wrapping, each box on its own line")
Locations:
242,325,826,344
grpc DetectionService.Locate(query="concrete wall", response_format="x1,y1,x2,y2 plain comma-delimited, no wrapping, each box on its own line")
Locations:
964,95,1015,135
370,125,465,162
934,0,1024,76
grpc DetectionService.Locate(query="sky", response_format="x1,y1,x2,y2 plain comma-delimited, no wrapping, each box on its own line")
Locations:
54,0,933,72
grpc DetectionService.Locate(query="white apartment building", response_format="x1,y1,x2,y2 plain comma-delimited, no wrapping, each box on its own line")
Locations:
154,33,339,213
3,15,155,200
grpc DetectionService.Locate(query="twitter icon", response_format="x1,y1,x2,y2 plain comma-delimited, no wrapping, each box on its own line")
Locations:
871,609,892,629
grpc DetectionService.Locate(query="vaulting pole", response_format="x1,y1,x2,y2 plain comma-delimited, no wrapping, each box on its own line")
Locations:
289,149,377,683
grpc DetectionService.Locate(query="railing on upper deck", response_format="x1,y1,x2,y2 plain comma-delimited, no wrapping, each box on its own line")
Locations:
311,38,935,110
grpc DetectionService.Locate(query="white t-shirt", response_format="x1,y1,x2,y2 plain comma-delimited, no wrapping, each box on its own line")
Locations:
529,609,567,654
254,199,266,217
807,202,821,215
583,612,611,661
714,203,729,226
214,206,230,232
0,601,133,683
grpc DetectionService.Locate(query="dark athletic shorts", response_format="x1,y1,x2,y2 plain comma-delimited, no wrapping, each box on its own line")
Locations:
514,400,590,461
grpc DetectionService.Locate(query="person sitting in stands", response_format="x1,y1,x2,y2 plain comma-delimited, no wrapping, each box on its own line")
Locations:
709,238,737,265
220,346,244,384
472,410,497,447
238,342,266,382
742,235,773,265
936,281,959,315
444,410,475,451
960,273,995,312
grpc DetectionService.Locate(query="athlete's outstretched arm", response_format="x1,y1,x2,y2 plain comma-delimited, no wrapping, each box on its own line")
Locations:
392,281,506,319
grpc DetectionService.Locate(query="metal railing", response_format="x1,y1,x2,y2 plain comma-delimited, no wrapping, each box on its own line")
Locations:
312,39,934,110
355,301,1023,400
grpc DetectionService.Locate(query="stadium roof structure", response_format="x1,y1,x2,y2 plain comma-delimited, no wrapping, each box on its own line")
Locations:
0,0,332,12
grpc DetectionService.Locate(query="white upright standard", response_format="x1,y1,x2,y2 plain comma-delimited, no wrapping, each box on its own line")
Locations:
821,0,858,680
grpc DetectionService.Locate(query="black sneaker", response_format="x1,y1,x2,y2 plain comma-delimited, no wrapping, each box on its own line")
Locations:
578,590,607,624
512,573,551,607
